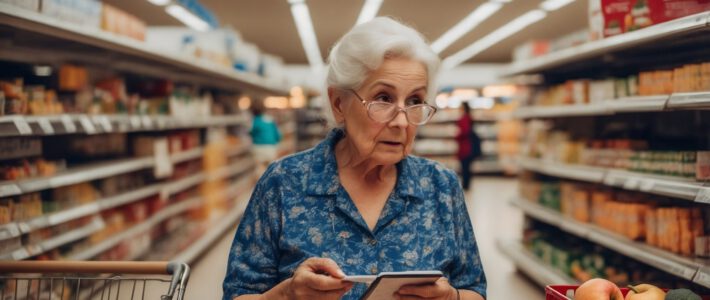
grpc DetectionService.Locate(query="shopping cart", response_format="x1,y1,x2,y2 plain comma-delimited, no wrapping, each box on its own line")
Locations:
0,261,189,300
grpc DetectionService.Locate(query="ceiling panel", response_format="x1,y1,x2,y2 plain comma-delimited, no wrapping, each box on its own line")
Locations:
104,0,590,65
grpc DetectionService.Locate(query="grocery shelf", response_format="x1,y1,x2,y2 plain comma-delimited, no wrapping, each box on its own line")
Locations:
0,216,105,260
667,92,710,109
512,197,710,284
174,187,252,263
520,157,710,201
227,142,253,158
0,146,211,198
0,114,248,137
605,95,670,112
0,4,287,95
0,156,155,198
506,12,710,76
513,95,674,119
519,157,605,183
15,183,163,235
473,160,504,173
497,239,577,286
68,196,204,261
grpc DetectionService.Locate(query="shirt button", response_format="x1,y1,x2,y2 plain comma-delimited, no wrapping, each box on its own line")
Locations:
370,266,378,274
368,239,377,246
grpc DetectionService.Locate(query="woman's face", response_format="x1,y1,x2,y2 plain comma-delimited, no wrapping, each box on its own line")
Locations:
331,57,428,166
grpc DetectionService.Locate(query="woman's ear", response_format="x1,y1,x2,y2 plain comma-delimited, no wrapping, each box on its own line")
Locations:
328,87,346,124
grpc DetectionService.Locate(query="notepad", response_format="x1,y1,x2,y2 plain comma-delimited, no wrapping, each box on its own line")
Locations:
343,271,443,300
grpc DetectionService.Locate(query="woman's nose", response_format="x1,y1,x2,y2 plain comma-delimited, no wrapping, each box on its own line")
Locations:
388,109,409,128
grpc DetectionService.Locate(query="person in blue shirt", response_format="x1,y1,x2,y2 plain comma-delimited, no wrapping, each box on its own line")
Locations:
223,17,486,300
249,100,281,176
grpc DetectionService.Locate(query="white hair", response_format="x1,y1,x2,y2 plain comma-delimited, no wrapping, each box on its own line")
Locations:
323,16,440,126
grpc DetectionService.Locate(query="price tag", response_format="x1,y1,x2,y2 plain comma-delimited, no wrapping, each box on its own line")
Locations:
130,116,141,129
141,116,153,129
623,178,639,190
695,188,710,204
78,115,97,134
12,116,32,135
37,118,54,135
639,180,655,192
153,138,174,179
694,268,710,287
96,116,113,132
0,224,19,240
0,184,21,197
60,115,77,133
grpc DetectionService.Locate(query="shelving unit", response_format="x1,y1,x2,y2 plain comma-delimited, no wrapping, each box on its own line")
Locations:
519,157,710,202
508,10,710,290
511,197,710,287
0,3,288,95
0,114,249,138
0,3,287,263
497,239,576,286
506,12,710,77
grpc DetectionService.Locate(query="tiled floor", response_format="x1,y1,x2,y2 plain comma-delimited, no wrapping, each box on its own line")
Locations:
186,176,543,299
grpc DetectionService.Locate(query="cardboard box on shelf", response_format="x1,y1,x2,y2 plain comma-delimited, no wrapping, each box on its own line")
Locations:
0,0,40,11
42,0,101,29
601,0,710,37
101,3,146,41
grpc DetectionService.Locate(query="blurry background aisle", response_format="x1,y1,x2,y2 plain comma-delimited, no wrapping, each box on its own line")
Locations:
186,176,543,300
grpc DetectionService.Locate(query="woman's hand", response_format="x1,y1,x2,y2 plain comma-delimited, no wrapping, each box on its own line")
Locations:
395,278,457,300
285,257,354,300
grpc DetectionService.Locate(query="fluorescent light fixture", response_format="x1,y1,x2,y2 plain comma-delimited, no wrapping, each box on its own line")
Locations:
289,0,325,76
431,2,503,53
356,0,384,25
470,97,495,109
33,65,52,77
147,0,171,6
435,93,449,108
442,9,546,69
165,4,210,32
540,0,575,11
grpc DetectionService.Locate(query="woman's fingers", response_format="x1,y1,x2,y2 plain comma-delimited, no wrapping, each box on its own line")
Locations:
302,257,346,278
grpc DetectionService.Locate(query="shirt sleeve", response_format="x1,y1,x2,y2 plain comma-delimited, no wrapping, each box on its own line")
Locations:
446,170,487,298
222,164,283,300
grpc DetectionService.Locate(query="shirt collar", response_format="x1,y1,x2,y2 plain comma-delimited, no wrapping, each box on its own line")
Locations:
305,128,428,201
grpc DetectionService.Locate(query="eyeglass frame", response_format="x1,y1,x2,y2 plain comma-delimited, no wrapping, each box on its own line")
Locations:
345,89,438,125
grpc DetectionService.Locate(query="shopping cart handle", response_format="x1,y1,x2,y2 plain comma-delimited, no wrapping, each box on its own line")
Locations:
0,260,180,274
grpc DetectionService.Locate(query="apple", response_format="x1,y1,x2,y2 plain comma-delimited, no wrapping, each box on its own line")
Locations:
575,278,624,300
625,284,665,300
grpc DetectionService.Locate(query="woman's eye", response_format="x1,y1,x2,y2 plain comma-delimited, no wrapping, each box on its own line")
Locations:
407,97,424,105
374,94,393,102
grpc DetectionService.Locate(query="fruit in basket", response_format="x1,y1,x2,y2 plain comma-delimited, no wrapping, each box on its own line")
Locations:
625,284,665,300
574,278,623,300
665,288,701,300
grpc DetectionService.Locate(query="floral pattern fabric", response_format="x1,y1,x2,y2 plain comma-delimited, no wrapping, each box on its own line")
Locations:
223,129,487,300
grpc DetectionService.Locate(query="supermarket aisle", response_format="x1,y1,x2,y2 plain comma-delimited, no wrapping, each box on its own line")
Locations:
467,177,543,299
187,176,543,299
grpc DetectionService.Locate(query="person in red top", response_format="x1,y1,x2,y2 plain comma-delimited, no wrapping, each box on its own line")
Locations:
455,102,482,190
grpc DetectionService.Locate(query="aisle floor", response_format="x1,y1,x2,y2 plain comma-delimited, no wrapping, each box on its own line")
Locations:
185,176,543,299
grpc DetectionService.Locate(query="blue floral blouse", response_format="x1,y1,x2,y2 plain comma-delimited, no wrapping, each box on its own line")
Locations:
223,129,487,300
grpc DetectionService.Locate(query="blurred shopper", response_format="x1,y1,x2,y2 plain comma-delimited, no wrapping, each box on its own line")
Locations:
455,102,482,190
249,99,281,176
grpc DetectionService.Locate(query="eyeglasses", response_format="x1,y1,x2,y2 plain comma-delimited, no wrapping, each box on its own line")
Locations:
347,89,437,125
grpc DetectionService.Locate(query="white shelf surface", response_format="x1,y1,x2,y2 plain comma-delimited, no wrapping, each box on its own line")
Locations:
519,157,710,201
0,216,105,260
512,197,710,285
0,4,287,95
506,12,710,75
0,147,210,198
514,95,674,119
0,114,248,137
497,239,576,286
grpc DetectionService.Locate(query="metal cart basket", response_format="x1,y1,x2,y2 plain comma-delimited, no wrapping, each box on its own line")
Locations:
0,261,189,300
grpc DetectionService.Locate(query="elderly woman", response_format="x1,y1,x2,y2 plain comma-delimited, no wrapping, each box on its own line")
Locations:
223,17,486,300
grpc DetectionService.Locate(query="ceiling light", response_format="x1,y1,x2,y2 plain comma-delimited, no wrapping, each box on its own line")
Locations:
540,0,575,11
356,0,384,25
147,0,170,6
165,4,210,32
442,9,547,69
33,65,52,77
430,2,503,53
289,1,324,76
